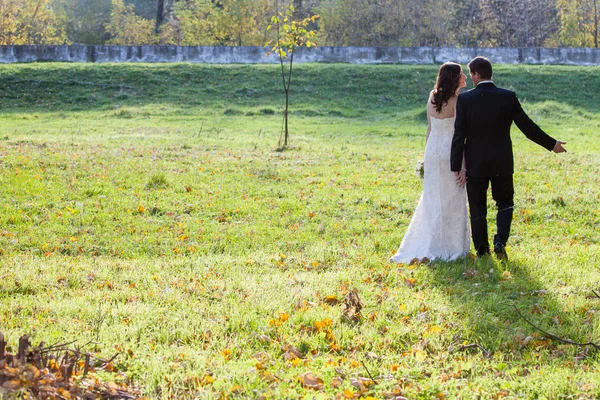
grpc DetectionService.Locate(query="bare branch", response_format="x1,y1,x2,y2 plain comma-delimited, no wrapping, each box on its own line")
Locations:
456,343,491,358
360,360,379,385
511,304,600,350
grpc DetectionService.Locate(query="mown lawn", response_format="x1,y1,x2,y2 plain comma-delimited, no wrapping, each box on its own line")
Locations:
0,63,599,399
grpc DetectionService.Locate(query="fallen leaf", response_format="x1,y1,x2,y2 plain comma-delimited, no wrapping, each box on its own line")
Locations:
301,372,324,390
415,349,427,362
331,376,343,388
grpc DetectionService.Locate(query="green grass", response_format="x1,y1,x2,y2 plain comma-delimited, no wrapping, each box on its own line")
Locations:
0,62,599,399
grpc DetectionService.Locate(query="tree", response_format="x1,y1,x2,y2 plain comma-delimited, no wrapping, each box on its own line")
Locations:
594,0,598,48
488,0,557,47
451,0,500,47
316,0,454,47
548,0,597,47
266,4,319,150
106,0,157,45
0,0,69,45
52,0,112,44
156,0,165,33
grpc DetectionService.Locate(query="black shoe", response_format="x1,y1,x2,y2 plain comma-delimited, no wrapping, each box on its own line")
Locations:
476,249,491,258
494,244,508,261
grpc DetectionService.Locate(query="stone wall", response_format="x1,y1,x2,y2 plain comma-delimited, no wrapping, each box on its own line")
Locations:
1,45,599,65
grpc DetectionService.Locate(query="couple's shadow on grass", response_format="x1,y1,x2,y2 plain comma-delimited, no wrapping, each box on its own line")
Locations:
421,254,590,357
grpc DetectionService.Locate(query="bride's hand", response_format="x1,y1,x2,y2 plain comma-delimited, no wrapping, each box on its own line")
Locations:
455,170,467,188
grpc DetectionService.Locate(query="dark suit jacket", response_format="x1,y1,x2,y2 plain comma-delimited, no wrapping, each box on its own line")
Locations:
451,83,557,177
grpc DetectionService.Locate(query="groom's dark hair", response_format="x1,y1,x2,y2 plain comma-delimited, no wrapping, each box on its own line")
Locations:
468,56,493,79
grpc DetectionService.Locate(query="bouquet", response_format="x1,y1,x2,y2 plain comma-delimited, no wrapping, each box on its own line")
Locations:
415,160,424,179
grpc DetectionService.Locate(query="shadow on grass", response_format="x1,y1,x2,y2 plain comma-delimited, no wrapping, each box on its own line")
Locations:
423,254,590,356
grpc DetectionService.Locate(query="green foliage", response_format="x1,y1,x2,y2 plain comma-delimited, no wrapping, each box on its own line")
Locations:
105,0,157,45
52,0,112,45
267,6,320,57
547,0,598,47
1,0,598,48
0,0,69,45
162,0,273,46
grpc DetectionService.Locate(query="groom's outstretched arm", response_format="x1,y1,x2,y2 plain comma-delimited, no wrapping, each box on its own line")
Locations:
512,94,557,151
451,95,466,172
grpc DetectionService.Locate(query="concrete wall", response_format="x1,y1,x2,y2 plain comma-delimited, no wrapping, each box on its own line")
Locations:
1,45,599,65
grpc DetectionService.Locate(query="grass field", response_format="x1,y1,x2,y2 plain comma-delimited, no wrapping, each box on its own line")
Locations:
0,62,599,399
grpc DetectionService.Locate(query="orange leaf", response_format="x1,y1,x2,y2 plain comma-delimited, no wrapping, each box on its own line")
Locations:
279,312,289,322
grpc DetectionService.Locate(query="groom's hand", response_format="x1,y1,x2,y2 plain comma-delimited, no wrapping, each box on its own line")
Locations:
553,141,567,153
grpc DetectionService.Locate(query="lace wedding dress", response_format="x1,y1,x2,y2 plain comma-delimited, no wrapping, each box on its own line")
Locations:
391,117,470,263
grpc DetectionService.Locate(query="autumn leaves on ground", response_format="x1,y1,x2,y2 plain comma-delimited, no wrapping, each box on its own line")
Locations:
0,63,599,398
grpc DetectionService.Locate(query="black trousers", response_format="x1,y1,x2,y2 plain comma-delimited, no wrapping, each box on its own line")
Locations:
466,175,514,255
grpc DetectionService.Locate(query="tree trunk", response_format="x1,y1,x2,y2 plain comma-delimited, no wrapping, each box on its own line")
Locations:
293,0,302,18
284,89,289,148
594,0,598,48
156,0,165,34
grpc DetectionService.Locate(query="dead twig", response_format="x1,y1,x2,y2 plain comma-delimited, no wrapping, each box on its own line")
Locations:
341,289,363,323
456,343,491,358
511,304,600,350
360,360,379,385
0,331,139,398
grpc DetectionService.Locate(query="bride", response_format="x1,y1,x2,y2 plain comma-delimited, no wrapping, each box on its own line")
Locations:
391,62,470,264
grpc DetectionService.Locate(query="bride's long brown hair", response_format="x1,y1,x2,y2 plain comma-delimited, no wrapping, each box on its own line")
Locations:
431,62,462,113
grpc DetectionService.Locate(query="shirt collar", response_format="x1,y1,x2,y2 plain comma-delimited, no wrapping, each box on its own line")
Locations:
477,80,494,85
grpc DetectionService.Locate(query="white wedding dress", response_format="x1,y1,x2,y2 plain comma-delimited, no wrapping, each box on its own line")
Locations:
391,116,470,263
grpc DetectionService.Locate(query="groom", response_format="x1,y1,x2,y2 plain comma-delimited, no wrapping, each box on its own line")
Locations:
451,56,567,260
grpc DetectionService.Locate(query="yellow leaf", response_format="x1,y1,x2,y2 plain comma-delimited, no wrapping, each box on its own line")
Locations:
138,205,145,213
404,277,417,287
343,389,355,398
415,349,427,362
426,325,443,335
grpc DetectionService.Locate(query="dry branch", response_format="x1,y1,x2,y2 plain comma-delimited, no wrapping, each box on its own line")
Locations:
456,343,491,358
0,331,141,399
511,304,600,350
